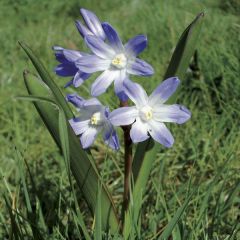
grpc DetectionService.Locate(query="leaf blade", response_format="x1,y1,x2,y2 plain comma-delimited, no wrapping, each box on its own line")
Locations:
164,12,204,79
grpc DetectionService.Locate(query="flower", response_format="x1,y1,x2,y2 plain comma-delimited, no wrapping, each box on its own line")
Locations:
76,22,154,101
67,94,119,150
53,8,105,88
53,46,91,87
109,77,191,147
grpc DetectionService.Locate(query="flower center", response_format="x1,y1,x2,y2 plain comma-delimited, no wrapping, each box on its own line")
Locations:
111,53,127,69
139,106,153,121
90,112,104,126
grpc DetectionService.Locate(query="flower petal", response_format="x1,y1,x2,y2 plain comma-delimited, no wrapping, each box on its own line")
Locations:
66,94,85,108
130,118,149,143
76,55,111,73
66,94,102,109
84,35,115,59
125,35,147,57
153,104,191,124
53,46,85,63
64,79,73,88
91,70,117,96
80,126,99,148
54,63,78,77
81,98,102,107
103,123,120,150
109,106,138,126
72,71,91,88
80,8,106,40
114,70,128,101
69,118,90,135
53,46,66,63
53,46,63,51
79,98,103,117
63,49,83,62
127,58,154,76
75,20,93,38
149,77,180,106
148,120,174,148
102,22,123,52
123,80,148,107
64,72,91,88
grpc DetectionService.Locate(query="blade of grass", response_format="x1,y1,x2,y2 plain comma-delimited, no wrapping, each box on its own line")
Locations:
72,210,91,240
228,222,240,240
14,149,32,226
221,180,240,214
14,147,46,239
159,190,195,240
4,196,21,240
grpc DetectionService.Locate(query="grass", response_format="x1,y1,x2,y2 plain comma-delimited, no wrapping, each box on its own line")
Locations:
0,0,239,239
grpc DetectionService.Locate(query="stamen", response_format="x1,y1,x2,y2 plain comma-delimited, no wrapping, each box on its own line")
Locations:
111,53,127,69
140,106,153,121
90,112,104,125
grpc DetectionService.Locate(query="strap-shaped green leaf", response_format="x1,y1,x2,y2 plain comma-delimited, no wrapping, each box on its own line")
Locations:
126,12,204,232
19,42,73,120
164,12,204,80
22,69,119,232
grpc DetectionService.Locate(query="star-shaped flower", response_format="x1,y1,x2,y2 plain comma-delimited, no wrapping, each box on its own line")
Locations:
76,22,154,100
67,94,119,150
109,77,191,147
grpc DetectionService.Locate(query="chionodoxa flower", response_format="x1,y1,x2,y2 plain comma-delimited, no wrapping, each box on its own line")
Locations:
67,94,119,150
53,8,105,88
109,77,191,147
76,22,154,100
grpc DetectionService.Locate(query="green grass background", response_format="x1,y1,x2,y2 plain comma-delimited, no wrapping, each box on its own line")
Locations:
0,0,239,239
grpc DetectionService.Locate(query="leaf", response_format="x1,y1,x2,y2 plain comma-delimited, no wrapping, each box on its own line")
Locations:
4,196,21,240
126,12,204,233
94,184,102,240
18,42,72,120
159,191,195,240
22,69,119,233
221,180,240,214
164,12,204,80
194,161,229,234
15,149,32,214
72,210,91,240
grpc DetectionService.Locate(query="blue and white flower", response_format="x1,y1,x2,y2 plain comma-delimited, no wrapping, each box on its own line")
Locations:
53,8,105,88
76,22,154,100
109,77,191,147
67,94,119,150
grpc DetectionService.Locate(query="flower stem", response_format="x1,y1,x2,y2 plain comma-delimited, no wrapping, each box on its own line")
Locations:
120,100,133,222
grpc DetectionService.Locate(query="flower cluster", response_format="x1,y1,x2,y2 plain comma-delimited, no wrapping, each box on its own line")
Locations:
53,9,191,149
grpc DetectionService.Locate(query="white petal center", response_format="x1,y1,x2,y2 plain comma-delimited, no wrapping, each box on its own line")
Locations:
111,53,127,69
90,111,105,126
139,106,153,122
